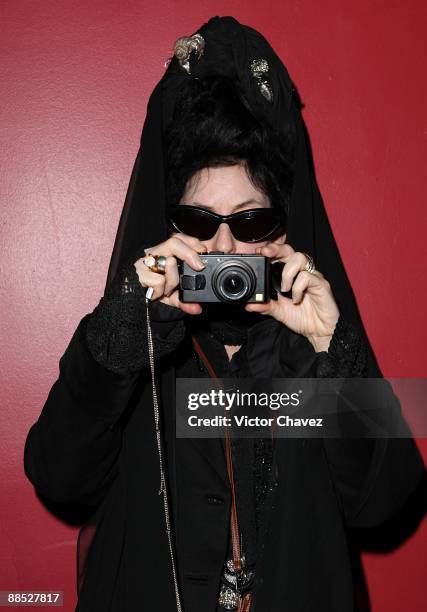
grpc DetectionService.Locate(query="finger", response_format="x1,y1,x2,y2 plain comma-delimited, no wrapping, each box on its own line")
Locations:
280,252,311,292
164,290,202,315
139,236,207,271
245,294,294,325
133,266,166,299
291,270,324,303
169,234,208,262
163,256,180,297
166,236,207,270
245,299,280,317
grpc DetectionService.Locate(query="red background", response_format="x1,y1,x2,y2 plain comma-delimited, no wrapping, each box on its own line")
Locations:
1,1,426,610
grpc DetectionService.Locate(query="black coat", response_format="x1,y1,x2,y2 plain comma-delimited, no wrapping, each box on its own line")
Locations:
24,312,424,612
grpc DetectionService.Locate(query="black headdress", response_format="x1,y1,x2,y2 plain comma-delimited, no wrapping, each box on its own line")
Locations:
104,15,381,376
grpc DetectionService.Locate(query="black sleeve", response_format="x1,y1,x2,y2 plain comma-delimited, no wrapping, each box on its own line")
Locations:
314,315,425,528
85,247,186,375
24,250,186,507
315,314,368,378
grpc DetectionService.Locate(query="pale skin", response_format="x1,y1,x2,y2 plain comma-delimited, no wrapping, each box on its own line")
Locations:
134,163,340,359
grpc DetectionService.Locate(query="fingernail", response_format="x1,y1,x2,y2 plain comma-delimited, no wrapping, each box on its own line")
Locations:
195,260,205,270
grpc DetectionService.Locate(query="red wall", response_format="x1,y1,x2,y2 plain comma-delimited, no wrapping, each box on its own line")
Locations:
2,1,426,610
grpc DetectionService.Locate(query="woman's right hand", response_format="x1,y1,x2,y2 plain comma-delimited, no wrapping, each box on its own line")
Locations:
133,234,207,315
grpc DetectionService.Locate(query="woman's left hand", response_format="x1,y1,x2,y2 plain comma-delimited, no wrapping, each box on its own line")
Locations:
245,242,340,352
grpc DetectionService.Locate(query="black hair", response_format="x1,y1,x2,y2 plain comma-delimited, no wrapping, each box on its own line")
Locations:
164,75,295,220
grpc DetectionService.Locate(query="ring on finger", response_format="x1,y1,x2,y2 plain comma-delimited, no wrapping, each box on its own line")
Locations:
144,253,167,275
302,252,316,274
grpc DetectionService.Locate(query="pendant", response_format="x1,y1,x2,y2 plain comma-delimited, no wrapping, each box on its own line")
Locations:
218,554,255,610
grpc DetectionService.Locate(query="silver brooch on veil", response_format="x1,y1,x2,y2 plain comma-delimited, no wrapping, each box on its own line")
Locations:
250,59,273,102
173,33,205,74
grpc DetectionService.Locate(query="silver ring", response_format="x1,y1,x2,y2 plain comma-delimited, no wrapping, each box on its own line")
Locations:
302,252,316,274
143,254,167,275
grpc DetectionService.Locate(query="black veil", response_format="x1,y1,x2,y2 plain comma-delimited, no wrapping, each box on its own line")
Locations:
104,15,382,377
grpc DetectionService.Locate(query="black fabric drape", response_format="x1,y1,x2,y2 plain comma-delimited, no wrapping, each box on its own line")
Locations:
105,16,381,378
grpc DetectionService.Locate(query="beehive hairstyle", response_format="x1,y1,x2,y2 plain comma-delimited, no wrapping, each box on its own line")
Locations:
164,74,295,219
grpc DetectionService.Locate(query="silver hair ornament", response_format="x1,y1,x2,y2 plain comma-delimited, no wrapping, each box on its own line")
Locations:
173,33,205,74
250,58,273,102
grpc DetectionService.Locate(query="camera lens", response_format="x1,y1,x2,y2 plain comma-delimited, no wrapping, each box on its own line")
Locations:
222,273,245,296
212,261,256,302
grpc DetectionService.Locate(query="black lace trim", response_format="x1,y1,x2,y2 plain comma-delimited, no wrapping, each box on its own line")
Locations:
85,253,185,375
316,314,368,378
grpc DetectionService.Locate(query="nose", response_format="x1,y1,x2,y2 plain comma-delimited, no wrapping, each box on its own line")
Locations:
205,223,236,253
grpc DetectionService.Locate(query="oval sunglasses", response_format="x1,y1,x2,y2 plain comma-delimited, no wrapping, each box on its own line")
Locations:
168,205,287,243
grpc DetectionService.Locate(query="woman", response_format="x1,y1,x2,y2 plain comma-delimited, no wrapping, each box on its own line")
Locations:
24,17,424,612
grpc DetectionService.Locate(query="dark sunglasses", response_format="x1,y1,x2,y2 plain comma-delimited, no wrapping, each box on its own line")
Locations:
168,205,286,243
